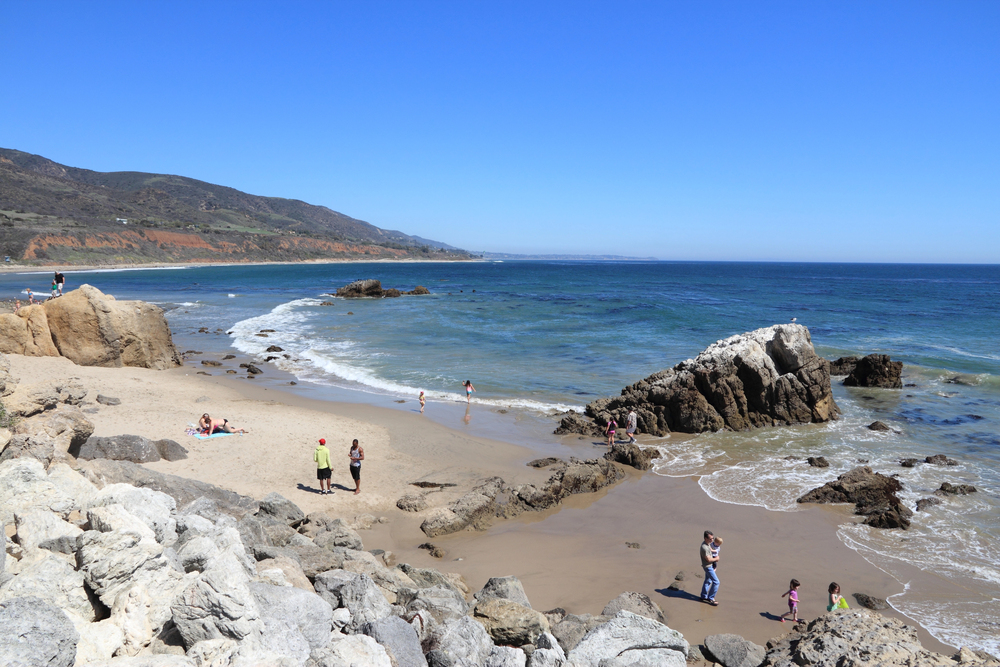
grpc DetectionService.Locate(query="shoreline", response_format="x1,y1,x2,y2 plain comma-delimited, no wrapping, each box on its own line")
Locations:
4,353,955,654
0,256,486,274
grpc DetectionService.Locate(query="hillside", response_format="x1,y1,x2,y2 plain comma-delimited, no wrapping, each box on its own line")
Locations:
0,148,468,265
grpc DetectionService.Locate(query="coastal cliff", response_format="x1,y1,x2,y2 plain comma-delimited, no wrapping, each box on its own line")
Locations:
0,285,180,369
557,324,839,436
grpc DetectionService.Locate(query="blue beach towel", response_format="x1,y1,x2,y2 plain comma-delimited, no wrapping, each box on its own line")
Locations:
192,432,238,440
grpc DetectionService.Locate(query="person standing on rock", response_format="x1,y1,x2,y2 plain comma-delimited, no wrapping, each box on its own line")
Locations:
700,530,720,605
626,408,638,444
314,438,332,495
54,271,65,296
349,439,364,495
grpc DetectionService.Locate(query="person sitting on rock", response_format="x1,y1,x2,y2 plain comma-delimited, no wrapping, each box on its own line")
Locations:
198,413,248,435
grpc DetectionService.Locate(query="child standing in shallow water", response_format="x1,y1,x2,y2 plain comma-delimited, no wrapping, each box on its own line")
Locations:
780,579,801,623
419,391,425,413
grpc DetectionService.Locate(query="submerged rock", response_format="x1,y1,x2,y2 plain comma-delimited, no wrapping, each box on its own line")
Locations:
556,324,839,436
828,356,859,376
605,442,661,470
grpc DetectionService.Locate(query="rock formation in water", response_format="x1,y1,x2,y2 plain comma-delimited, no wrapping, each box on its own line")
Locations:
334,279,430,298
0,285,180,369
797,466,913,530
556,324,839,437
843,353,903,389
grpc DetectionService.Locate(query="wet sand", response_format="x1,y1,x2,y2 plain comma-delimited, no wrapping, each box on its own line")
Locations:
6,353,954,653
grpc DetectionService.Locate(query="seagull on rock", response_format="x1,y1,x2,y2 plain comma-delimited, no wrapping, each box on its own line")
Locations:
790,317,797,322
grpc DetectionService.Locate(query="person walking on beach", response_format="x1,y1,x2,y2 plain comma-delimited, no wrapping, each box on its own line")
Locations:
700,530,720,605
314,438,332,495
463,380,475,404
827,582,849,611
605,416,618,448
626,408,638,444
419,391,426,413
54,271,65,296
349,439,364,495
780,579,801,623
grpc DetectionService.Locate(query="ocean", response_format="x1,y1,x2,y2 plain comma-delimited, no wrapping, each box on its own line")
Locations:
5,260,999,653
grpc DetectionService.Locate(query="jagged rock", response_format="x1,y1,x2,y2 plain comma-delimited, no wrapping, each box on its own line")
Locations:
869,421,893,432
397,493,428,512
936,482,977,496
426,615,496,667
604,442,661,470
843,354,903,389
798,466,911,529
311,518,364,551
337,279,387,298
529,632,566,667
556,324,839,436
88,483,177,544
900,458,921,467
256,556,313,591
13,404,95,463
761,608,958,667
527,457,561,468
513,458,625,512
474,597,550,645
75,434,162,463
361,615,428,667
828,356,859,376
409,286,431,295
704,633,766,667
0,596,79,667
0,305,60,357
42,285,181,369
395,584,470,624
807,456,829,468
250,582,333,651
385,288,402,298
78,459,258,519
0,552,96,621
0,433,62,466
926,454,959,466
551,613,611,653
257,492,305,527
475,575,533,608
171,563,264,648
852,593,890,610
0,457,76,525
313,571,393,632
13,508,83,554
601,591,665,623
316,634,392,667
916,497,942,512
565,611,688,667
97,394,122,405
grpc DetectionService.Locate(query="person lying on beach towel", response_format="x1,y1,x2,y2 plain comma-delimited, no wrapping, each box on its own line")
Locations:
198,413,248,435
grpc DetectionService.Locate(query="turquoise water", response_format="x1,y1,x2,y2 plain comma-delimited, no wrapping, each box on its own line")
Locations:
4,261,999,652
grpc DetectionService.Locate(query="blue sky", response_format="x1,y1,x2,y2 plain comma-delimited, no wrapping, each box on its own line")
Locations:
2,2,998,261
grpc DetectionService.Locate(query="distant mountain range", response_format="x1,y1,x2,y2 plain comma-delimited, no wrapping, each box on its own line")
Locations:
0,148,467,265
480,252,659,261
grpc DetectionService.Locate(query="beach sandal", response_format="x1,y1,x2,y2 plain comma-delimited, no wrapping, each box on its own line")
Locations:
707,600,719,606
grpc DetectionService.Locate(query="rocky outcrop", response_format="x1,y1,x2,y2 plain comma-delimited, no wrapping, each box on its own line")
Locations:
0,596,80,667
73,434,189,463
565,611,689,667
797,466,912,529
828,356,859,376
0,286,181,369
420,459,625,537
760,608,990,667
335,279,432,298
601,591,665,623
843,353,903,389
604,442,661,470
42,285,181,369
704,633,766,667
556,324,839,436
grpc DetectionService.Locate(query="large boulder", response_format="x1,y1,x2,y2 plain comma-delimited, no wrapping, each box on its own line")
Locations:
41,284,181,369
798,466,912,529
256,492,306,527
0,596,79,667
361,615,428,667
170,563,264,648
475,575,533,608
315,634,393,667
473,598,550,646
75,434,162,463
604,442,661,470
551,613,610,653
556,324,839,436
601,591,665,623
513,458,626,512
843,354,903,389
703,633,766,667
336,279,387,298
565,611,688,667
0,457,76,525
0,552,96,621
761,608,960,667
828,356,859,376
250,581,333,651
0,305,60,357
426,615,496,667
395,584,471,624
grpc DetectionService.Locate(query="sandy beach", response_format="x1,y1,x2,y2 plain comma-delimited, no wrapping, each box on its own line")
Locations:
6,352,955,654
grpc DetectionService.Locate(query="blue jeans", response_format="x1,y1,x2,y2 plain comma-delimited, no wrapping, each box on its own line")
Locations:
701,565,719,601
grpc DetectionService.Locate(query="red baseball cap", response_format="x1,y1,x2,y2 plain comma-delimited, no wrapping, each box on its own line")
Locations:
318,438,326,445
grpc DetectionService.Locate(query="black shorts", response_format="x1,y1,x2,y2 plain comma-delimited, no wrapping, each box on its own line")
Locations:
317,467,331,480
350,465,361,480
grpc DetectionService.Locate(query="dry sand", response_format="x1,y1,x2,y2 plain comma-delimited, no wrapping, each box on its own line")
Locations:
6,354,952,653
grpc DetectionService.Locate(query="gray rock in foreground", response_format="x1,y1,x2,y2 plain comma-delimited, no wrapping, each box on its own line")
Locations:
704,633,765,667
0,596,79,667
556,324,839,436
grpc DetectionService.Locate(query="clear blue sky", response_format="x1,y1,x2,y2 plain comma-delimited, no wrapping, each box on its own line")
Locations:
2,2,998,261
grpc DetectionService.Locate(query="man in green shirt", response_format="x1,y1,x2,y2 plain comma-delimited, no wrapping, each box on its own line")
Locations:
314,438,332,495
